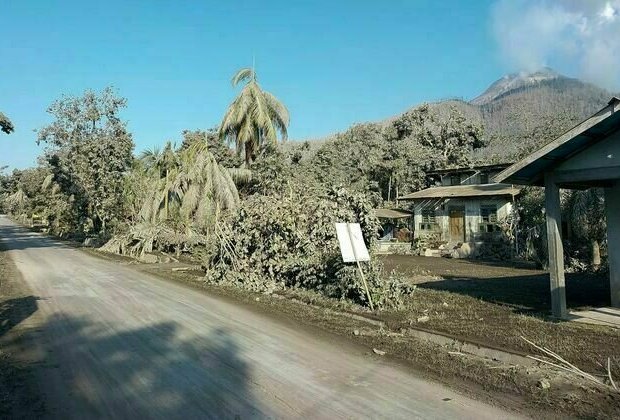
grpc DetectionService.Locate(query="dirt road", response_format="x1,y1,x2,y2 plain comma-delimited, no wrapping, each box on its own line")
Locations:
0,216,522,419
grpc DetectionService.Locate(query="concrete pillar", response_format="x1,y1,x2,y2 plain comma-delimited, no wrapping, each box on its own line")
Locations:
605,182,620,308
545,173,567,318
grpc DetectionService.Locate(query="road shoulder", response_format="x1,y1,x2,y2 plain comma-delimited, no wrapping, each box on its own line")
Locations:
0,243,47,418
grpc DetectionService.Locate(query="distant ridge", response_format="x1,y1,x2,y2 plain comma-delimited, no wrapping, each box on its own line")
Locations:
296,68,614,161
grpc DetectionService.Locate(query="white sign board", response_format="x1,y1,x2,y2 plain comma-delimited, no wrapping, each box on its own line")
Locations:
335,223,370,263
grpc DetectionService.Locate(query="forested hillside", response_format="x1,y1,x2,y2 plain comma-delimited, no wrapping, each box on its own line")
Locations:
299,69,613,165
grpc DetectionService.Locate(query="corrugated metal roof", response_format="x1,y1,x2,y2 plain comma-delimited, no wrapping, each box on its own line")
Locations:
495,97,620,186
374,208,412,219
398,183,521,200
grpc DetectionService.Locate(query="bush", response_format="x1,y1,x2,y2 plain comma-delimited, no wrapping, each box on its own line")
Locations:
206,187,412,309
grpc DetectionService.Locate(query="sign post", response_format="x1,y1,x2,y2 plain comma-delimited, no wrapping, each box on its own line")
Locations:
335,223,374,311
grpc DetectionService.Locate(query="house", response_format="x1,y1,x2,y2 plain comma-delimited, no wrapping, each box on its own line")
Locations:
496,97,620,318
398,163,521,257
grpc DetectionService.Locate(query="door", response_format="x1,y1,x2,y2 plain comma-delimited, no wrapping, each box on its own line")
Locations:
449,207,465,243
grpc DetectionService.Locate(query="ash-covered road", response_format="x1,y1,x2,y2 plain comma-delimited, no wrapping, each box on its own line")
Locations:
0,216,521,419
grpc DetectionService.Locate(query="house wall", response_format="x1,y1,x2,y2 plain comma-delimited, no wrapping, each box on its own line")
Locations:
412,197,513,252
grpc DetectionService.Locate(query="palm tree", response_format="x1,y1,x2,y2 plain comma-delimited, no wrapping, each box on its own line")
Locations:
5,188,27,214
219,67,289,165
1,111,14,134
139,141,239,230
139,142,179,218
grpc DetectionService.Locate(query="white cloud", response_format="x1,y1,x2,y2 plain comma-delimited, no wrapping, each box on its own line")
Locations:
492,0,620,90
600,2,617,21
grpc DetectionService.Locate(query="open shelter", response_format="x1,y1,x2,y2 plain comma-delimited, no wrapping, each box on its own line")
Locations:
495,98,620,318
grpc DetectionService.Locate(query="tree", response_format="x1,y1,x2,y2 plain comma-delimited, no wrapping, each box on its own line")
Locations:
0,111,14,134
565,188,606,267
309,123,385,194
393,104,484,168
304,105,484,201
180,128,243,169
37,87,134,235
140,141,179,219
139,141,239,230
219,68,289,165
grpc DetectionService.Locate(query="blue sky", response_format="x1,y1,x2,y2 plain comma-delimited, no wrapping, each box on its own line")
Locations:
2,0,610,170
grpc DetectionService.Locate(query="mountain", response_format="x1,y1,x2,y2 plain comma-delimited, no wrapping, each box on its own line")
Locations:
472,71,613,160
294,68,614,163
407,69,613,160
471,67,561,105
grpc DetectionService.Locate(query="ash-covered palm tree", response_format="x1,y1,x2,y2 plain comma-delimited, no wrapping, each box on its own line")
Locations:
139,142,179,218
139,141,239,230
5,188,27,214
140,142,178,177
1,111,14,134
219,67,289,165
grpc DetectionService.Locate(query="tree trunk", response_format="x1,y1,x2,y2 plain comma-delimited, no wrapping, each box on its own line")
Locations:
387,175,392,203
245,145,253,166
164,169,169,219
92,214,103,235
591,239,601,268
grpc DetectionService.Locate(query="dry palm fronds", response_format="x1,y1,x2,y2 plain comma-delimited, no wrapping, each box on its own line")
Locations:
521,336,617,390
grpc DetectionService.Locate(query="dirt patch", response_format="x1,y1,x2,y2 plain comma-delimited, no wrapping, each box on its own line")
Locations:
381,254,610,311
0,244,46,418
379,255,619,375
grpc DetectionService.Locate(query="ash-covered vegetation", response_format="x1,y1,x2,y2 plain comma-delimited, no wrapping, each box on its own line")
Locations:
0,69,612,307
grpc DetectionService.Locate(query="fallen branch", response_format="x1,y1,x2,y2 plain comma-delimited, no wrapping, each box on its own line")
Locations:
526,355,603,386
608,358,618,391
521,336,593,379
521,336,605,387
162,252,179,263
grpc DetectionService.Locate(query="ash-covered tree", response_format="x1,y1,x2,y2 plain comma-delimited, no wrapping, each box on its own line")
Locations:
309,123,385,194
219,67,289,165
37,87,134,235
180,128,243,169
393,104,484,168
306,104,484,201
565,188,607,268
0,111,14,134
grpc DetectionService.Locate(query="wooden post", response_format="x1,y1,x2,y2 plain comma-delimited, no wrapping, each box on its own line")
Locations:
605,183,620,308
544,173,567,318
347,223,374,311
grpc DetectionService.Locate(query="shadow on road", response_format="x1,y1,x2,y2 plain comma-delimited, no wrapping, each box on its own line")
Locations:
3,314,257,418
0,296,39,338
0,223,65,251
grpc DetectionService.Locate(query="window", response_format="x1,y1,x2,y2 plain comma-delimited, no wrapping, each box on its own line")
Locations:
479,172,489,184
479,205,498,233
450,174,461,186
419,209,437,231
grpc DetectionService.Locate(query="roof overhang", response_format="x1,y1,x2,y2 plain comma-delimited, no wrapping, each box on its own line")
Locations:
398,183,521,200
494,97,620,186
374,208,413,219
